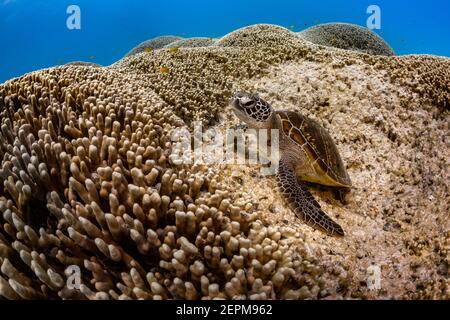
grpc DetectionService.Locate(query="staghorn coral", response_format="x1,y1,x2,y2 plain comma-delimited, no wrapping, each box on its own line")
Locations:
298,23,395,56
125,36,183,57
0,23,449,300
164,37,217,48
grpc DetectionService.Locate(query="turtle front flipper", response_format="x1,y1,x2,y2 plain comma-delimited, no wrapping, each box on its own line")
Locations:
276,158,345,237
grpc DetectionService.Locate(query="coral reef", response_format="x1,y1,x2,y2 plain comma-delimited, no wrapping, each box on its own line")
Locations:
125,36,183,57
0,24,449,300
165,37,217,48
112,25,314,123
298,23,395,56
0,65,329,300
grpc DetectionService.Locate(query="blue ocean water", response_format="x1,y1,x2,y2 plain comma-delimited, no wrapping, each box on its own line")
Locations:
0,0,449,83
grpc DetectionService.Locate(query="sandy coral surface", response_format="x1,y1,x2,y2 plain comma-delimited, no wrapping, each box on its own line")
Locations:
0,24,448,300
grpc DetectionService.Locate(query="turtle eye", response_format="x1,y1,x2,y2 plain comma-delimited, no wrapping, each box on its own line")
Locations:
242,100,255,108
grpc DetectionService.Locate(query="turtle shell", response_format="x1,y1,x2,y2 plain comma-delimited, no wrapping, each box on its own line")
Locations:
276,111,351,187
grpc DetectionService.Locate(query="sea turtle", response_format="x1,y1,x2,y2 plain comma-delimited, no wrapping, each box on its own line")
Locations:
230,92,351,236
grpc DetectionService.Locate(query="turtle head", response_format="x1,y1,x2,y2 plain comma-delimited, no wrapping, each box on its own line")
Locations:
230,92,274,129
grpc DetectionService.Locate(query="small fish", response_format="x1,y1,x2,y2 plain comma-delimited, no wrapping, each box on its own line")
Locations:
160,66,170,73
289,25,295,30
89,55,95,60
144,48,153,53
168,47,179,53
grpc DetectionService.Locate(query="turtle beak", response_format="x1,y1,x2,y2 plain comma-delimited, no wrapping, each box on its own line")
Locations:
230,103,249,123
229,95,241,111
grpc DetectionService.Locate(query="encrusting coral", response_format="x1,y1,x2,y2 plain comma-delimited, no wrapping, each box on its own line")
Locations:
0,24,449,300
